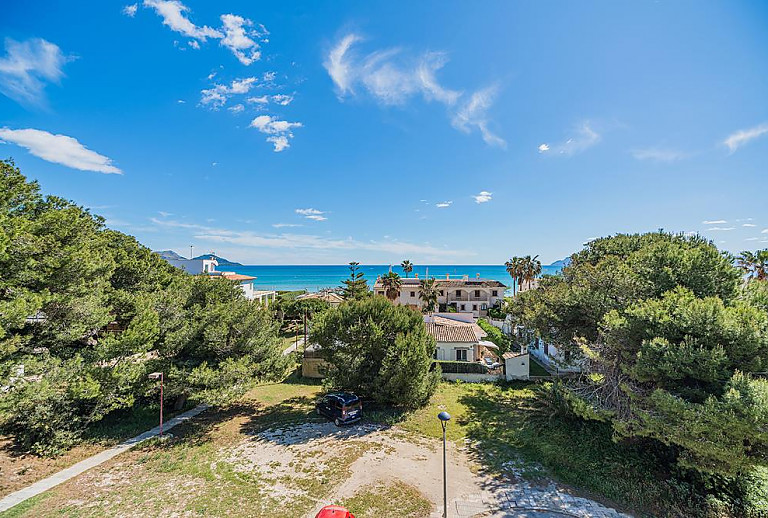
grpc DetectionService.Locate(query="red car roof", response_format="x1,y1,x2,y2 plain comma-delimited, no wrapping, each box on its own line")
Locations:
315,505,355,518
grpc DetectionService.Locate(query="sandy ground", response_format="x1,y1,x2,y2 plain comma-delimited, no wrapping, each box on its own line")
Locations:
227,420,490,517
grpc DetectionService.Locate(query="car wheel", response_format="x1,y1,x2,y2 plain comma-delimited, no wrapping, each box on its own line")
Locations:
334,418,341,427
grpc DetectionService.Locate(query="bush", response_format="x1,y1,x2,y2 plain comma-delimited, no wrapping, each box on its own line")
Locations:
311,297,439,408
434,361,487,374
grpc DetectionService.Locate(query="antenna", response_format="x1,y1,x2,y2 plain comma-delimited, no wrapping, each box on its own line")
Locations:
189,245,194,259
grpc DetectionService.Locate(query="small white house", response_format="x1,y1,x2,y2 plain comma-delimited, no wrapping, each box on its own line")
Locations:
527,336,582,374
425,315,497,362
214,272,276,304
503,351,530,380
167,257,218,275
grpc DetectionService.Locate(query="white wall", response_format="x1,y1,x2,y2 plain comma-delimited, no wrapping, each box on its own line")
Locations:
505,353,530,380
435,341,476,362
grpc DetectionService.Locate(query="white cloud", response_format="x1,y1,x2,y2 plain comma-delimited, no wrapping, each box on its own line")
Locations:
723,123,768,153
188,40,200,50
200,76,257,108
143,0,222,40
0,128,122,174
436,201,453,208
762,228,768,234
702,219,727,224
0,37,72,107
247,95,269,104
324,34,362,96
250,115,302,152
743,223,757,227
271,94,293,105
631,148,687,162
473,191,492,204
158,211,172,217
538,144,549,153
219,13,265,65
452,86,505,147
228,103,244,113
546,122,600,156
746,237,759,241
123,3,138,16
324,33,501,146
295,208,326,221
272,223,302,228
706,227,735,231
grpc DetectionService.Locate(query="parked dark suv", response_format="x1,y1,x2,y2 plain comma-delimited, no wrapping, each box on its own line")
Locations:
315,392,362,426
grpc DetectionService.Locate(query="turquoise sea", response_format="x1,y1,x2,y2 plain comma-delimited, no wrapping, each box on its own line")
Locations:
221,264,562,292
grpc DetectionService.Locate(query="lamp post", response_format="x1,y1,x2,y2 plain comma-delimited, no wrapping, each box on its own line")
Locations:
148,372,164,436
438,411,451,517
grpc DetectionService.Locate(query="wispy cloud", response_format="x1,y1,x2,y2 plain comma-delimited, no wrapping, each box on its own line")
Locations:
539,122,600,156
250,115,303,152
436,201,453,208
123,3,138,17
451,86,505,147
743,223,756,227
158,211,172,217
324,33,501,146
295,208,327,221
706,227,735,231
0,128,122,174
702,220,727,225
0,37,73,107
723,123,768,153
271,94,293,106
152,218,471,259
272,223,302,228
762,228,768,234
631,147,688,162
143,0,222,41
473,191,492,204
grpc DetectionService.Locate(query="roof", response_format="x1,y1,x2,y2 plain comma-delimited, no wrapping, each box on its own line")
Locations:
431,316,487,339
503,350,527,359
426,322,480,343
373,277,506,288
296,291,345,303
218,272,256,282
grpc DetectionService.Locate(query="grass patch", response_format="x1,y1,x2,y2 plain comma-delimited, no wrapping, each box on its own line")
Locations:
341,481,433,518
528,357,551,377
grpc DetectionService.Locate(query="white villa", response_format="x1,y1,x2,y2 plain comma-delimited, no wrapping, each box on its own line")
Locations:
166,256,218,275
373,274,506,318
425,314,498,362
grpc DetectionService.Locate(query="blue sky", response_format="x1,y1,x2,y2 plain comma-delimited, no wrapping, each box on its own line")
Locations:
1,1,767,264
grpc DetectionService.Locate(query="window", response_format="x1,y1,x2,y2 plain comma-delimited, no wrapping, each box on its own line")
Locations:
377,291,384,296
456,349,468,361
456,289,462,296
472,304,477,311
481,303,487,310
410,291,415,297
492,290,498,297
460,304,466,311
474,290,480,297
439,290,444,296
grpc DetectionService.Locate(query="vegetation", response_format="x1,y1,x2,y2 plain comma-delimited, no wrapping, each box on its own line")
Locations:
400,259,414,278
340,261,370,300
510,232,768,510
477,318,511,354
379,271,402,301
418,277,438,313
738,249,768,281
341,481,432,518
504,255,542,295
0,160,289,455
311,297,440,408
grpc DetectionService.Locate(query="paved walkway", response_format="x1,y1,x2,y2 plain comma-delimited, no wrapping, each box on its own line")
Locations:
0,404,208,513
428,482,632,518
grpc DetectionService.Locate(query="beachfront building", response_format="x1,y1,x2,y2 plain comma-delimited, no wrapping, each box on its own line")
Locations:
372,274,506,318
212,271,276,305
165,256,218,275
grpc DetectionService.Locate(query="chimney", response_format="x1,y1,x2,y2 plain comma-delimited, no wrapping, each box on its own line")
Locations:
414,273,419,279
446,273,450,280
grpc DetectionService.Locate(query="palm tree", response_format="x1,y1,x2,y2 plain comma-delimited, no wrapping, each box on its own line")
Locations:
419,277,438,314
504,257,523,296
401,260,414,278
380,271,402,302
522,254,542,290
737,249,768,281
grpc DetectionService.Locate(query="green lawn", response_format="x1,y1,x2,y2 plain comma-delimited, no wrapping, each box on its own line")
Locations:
529,357,551,377
340,481,432,518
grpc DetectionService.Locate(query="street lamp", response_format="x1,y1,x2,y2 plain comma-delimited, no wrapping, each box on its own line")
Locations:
148,372,164,436
437,411,451,517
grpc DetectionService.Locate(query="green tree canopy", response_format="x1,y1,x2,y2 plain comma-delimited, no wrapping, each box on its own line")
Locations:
310,297,439,408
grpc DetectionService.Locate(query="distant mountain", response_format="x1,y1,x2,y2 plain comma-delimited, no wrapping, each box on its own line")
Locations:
193,254,243,267
155,250,186,261
547,257,572,269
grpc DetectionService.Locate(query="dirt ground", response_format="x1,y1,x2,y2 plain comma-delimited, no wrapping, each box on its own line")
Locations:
227,421,491,517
